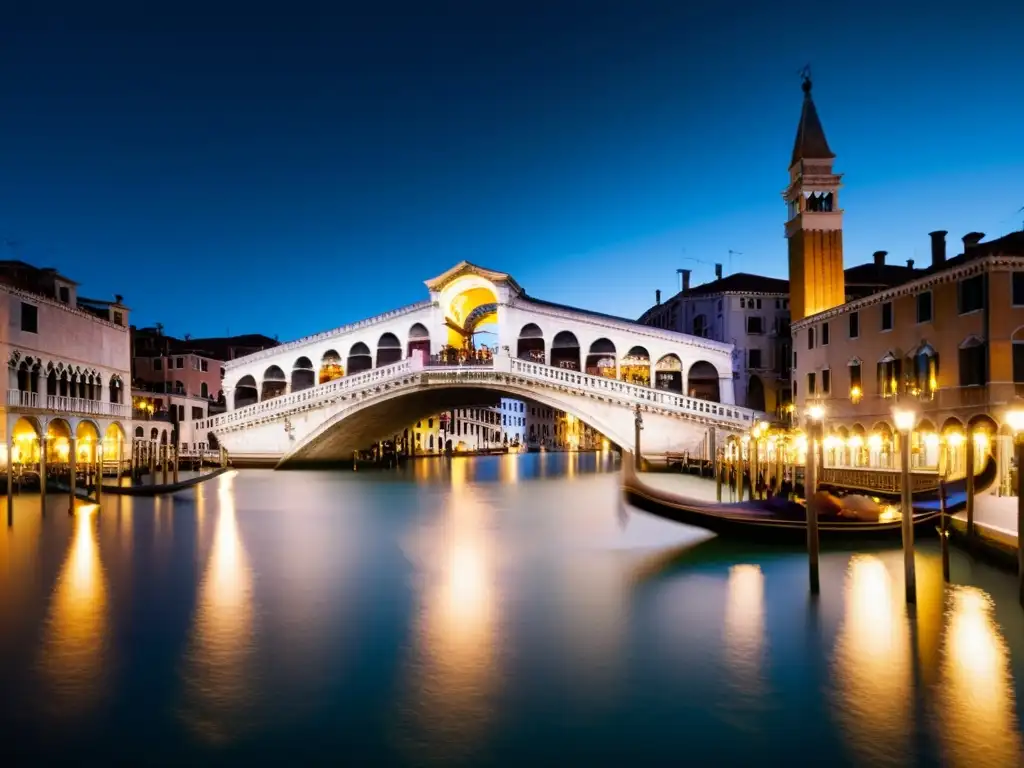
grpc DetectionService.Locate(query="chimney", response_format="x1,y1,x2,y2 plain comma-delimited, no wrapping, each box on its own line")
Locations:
114,293,123,304
906,259,914,269
714,263,723,280
681,269,692,292
962,232,985,252
873,250,887,267
655,289,661,305
929,230,947,268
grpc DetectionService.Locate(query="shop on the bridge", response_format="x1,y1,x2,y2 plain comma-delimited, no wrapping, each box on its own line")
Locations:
585,338,616,378
654,353,683,392
619,346,651,386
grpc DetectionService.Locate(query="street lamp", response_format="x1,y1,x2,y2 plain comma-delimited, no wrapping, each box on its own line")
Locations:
893,406,918,604
804,403,825,594
1004,408,1024,607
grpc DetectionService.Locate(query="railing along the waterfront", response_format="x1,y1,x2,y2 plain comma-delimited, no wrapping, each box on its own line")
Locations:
205,354,757,432
7,389,131,418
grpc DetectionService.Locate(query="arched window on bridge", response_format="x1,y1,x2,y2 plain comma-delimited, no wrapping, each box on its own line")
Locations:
585,338,617,378
150,427,159,440
135,426,144,438
376,332,403,367
655,353,683,392
550,331,580,371
261,365,287,401
234,374,258,409
348,342,373,374
291,356,316,392
319,350,344,383
517,323,545,363
688,360,721,402
207,431,220,450
620,346,650,386
408,323,431,360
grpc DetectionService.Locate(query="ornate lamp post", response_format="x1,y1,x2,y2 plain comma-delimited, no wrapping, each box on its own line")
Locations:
893,407,918,604
1004,408,1024,607
805,403,825,594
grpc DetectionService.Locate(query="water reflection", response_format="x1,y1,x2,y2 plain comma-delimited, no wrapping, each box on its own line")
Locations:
723,564,766,705
398,456,500,760
937,586,1023,766
179,473,256,743
37,505,110,718
831,554,912,763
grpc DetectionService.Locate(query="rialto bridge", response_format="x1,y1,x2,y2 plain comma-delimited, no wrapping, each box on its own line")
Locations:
199,263,763,466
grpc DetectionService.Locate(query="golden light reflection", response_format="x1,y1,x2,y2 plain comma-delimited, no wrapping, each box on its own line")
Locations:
179,473,255,744
832,555,912,764
498,452,518,484
936,587,1023,766
723,564,765,699
38,504,110,717
398,454,499,760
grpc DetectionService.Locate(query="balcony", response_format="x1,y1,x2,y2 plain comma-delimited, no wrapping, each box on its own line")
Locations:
7,389,131,418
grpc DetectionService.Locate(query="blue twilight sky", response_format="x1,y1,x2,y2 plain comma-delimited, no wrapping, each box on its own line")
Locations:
1,2,1022,340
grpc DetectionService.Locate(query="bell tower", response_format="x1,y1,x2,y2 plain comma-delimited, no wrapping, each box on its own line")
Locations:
783,71,844,323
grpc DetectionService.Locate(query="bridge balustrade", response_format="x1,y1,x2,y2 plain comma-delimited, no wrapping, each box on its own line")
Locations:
208,353,756,436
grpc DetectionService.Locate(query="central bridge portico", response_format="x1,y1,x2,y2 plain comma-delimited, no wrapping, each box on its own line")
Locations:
203,263,759,466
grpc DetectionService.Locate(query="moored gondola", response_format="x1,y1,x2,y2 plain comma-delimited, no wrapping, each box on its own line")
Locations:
622,455,958,544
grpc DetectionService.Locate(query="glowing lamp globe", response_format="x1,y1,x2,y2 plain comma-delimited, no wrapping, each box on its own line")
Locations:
892,408,917,433
1005,409,1024,435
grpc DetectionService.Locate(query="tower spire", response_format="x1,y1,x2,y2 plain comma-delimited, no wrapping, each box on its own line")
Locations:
783,72,845,322
791,67,835,168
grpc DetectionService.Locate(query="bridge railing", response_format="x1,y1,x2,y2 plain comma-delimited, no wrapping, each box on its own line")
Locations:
206,353,756,433
208,357,420,429
506,358,753,425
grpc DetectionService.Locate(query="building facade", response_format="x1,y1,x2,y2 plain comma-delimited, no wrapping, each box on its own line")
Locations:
783,74,1024,491
639,269,791,414
0,260,132,467
793,230,1024,476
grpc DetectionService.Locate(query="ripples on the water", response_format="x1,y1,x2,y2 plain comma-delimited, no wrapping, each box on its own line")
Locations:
0,452,1021,766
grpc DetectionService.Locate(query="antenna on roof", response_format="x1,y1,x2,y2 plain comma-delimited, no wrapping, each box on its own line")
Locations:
728,250,743,274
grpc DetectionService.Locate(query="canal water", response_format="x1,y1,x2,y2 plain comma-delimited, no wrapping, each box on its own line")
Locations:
1,452,1022,766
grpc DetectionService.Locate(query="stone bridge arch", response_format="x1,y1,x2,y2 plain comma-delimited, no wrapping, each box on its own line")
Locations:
272,381,639,467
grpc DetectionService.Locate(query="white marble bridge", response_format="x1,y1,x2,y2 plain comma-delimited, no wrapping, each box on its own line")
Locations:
197,263,762,466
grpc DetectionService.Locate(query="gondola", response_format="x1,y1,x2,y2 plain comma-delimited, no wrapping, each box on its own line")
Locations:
621,455,992,544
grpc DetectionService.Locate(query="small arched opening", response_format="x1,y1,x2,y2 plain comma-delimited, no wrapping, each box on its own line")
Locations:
109,373,123,403
654,354,682,392
261,365,288,401
319,350,344,383
291,356,316,392
234,375,259,409
517,323,545,363
46,418,72,464
206,432,220,451
550,331,580,371
620,346,650,386
376,332,403,367
76,420,100,463
585,338,617,379
348,342,373,374
408,323,431,359
687,360,721,402
10,416,41,465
